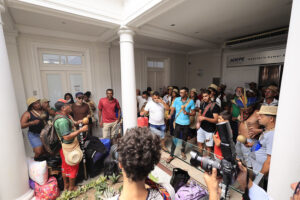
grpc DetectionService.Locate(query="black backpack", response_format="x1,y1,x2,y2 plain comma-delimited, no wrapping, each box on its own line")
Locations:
40,115,64,155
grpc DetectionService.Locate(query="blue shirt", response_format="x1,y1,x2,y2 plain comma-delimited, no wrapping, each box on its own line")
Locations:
172,97,195,125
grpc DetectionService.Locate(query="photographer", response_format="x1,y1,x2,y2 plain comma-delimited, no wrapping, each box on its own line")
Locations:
204,163,300,200
204,162,272,200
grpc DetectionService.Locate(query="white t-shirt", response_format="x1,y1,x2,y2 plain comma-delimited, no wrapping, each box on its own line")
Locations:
137,96,151,111
144,101,165,125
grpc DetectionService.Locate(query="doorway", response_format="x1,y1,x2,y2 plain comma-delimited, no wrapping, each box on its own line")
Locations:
39,50,87,107
146,57,170,95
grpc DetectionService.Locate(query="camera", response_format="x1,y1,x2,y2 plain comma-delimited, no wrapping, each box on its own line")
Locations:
190,121,239,199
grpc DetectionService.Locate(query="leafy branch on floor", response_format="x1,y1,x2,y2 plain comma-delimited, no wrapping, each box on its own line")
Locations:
57,174,120,200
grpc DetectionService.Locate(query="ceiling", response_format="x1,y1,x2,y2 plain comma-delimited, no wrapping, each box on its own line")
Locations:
5,0,293,52
133,34,198,52
146,0,292,44
9,7,109,37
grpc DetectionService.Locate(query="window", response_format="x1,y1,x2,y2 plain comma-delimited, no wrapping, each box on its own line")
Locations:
42,53,82,66
147,59,164,68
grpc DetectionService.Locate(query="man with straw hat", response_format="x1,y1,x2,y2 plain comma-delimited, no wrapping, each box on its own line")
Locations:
263,85,279,106
250,105,277,189
20,97,47,160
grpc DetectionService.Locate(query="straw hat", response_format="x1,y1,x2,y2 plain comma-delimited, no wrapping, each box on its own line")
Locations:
191,88,197,93
208,84,218,91
40,98,50,104
65,148,83,166
257,106,277,116
267,85,279,95
26,97,39,107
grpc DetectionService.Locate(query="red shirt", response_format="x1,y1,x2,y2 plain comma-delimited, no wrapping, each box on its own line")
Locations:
98,98,120,123
214,131,223,160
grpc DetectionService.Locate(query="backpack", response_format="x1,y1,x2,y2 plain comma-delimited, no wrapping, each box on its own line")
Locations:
175,181,208,200
34,176,60,200
40,115,64,155
170,168,190,193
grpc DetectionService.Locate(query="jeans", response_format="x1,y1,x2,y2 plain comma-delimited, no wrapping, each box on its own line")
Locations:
149,124,166,138
170,123,189,157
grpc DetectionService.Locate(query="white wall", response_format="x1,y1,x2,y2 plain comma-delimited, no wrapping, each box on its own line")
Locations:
187,51,222,90
222,45,286,94
110,45,187,103
186,45,286,95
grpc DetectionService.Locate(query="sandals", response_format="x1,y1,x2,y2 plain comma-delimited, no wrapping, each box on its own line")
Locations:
181,153,187,160
166,156,175,164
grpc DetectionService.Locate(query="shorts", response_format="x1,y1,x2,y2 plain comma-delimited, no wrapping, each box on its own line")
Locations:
197,127,214,147
28,131,43,148
59,148,79,179
149,124,166,139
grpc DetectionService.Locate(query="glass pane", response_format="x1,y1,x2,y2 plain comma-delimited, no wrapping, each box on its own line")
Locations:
61,56,67,65
147,61,154,67
69,74,83,97
68,56,82,65
46,74,63,107
157,61,164,68
43,54,60,64
163,136,264,194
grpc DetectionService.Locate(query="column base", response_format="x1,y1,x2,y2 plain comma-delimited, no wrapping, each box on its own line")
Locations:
16,189,34,200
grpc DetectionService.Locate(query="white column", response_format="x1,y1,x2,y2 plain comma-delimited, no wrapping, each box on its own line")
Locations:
268,1,300,199
118,26,137,131
0,2,33,200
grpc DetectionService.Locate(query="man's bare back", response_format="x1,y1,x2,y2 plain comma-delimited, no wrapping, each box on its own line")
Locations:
239,110,260,139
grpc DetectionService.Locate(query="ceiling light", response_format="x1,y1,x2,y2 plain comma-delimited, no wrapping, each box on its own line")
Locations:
170,24,175,26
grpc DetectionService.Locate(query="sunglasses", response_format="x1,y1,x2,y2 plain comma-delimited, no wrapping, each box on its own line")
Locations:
77,96,83,100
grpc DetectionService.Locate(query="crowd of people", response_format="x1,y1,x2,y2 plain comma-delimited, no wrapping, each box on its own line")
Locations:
20,81,300,199
20,90,121,191
136,82,280,195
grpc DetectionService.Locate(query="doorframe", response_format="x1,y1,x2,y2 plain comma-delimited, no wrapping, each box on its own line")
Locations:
30,42,92,98
144,55,171,92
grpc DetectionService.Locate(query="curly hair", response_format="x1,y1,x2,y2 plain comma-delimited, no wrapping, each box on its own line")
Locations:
117,127,161,182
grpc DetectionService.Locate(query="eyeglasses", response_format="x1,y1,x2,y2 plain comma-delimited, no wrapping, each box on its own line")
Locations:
77,96,83,100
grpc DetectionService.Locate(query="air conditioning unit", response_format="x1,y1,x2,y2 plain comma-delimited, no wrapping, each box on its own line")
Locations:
225,27,288,48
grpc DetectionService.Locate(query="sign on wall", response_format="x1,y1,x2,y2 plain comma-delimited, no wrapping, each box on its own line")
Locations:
227,49,285,67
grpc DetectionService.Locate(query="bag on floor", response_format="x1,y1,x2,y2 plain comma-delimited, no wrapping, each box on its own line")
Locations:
170,168,190,192
34,176,60,200
28,159,48,185
175,181,207,200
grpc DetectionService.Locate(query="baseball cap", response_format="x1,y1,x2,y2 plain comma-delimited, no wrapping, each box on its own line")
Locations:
54,99,69,111
75,92,84,98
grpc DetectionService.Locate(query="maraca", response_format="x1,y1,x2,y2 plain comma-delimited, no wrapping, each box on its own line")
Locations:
237,135,247,144
82,117,89,125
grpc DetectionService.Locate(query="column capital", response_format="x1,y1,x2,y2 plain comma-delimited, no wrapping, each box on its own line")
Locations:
118,26,135,36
